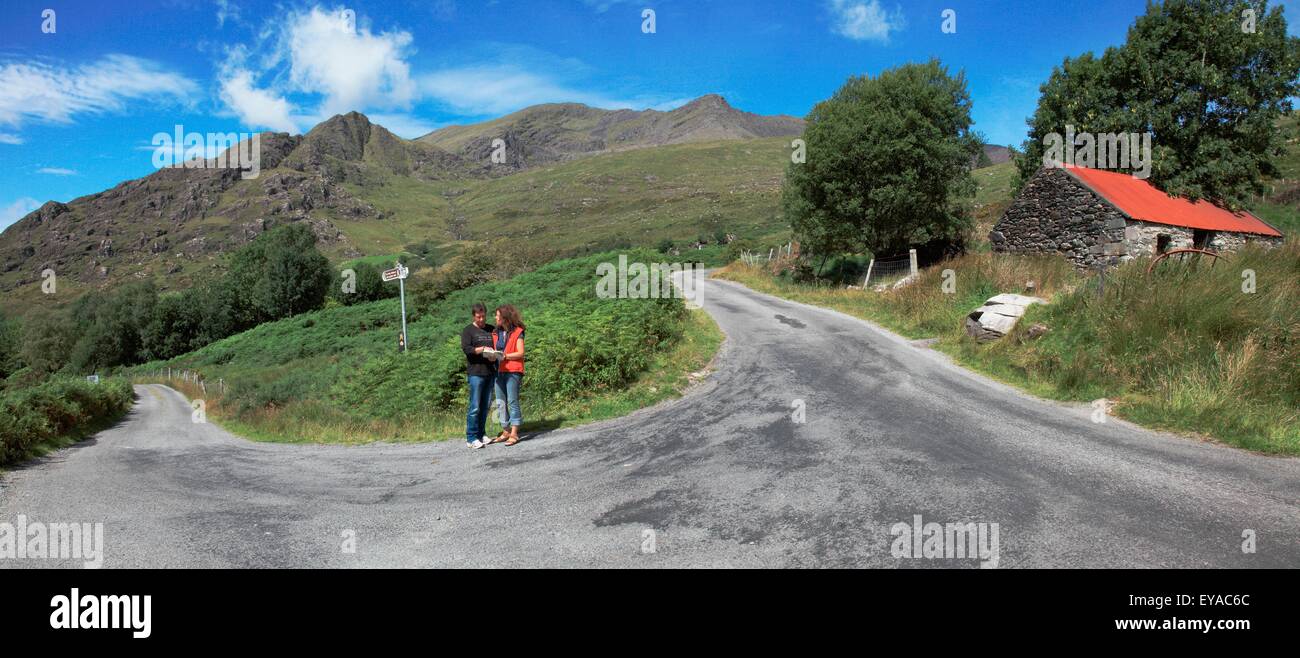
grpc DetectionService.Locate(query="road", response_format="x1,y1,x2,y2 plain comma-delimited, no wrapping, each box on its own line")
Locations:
2,275,1298,568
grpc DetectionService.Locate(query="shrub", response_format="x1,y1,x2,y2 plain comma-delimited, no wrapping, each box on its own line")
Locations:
0,378,133,465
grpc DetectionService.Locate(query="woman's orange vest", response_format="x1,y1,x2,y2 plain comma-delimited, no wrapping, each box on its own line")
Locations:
499,327,525,374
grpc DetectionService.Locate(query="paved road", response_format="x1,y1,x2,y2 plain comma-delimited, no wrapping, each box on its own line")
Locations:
2,276,1298,568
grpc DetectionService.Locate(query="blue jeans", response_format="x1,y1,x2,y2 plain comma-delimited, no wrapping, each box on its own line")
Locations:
494,372,523,428
466,374,493,443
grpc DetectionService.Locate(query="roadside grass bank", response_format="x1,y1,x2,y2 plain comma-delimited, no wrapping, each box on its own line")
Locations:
0,378,134,467
131,251,723,444
714,243,1300,455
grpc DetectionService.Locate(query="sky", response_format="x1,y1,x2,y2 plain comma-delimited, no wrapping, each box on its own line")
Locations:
2,0,1298,230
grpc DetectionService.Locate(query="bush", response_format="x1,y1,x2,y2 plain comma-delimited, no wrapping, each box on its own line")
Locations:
0,378,133,465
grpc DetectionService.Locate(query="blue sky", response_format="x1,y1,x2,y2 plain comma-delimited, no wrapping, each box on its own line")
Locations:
2,0,1297,229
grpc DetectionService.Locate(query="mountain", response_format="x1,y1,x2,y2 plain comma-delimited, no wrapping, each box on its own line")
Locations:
0,96,804,309
975,144,1013,168
416,94,804,170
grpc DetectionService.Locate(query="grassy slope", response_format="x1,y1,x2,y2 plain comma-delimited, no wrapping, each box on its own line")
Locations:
343,138,792,258
131,251,723,443
1253,112,1300,235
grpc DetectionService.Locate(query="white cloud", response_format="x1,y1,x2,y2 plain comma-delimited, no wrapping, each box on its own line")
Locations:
0,133,21,144
220,70,299,132
214,6,686,133
367,113,443,139
216,6,419,131
215,0,241,27
37,167,77,176
828,0,904,43
284,7,417,116
421,65,681,117
0,54,198,128
0,197,41,230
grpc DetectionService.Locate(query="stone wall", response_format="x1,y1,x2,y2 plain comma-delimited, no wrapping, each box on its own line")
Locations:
992,167,1284,269
989,167,1128,269
1123,221,1194,256
1125,221,1283,256
1207,231,1284,252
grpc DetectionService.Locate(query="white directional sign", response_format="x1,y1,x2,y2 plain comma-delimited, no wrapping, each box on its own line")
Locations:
384,262,411,352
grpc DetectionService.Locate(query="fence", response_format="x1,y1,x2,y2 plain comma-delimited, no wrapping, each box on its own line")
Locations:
153,367,226,397
739,242,795,266
863,249,919,288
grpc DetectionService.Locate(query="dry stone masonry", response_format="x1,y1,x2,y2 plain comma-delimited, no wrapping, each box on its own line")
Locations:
991,167,1282,269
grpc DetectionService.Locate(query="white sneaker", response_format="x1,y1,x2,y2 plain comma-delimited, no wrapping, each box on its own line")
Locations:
468,440,485,450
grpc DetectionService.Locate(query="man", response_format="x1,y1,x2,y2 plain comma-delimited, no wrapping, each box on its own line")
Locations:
461,302,497,449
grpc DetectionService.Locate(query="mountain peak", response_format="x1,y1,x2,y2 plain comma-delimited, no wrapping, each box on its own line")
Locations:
678,94,732,112
300,111,377,162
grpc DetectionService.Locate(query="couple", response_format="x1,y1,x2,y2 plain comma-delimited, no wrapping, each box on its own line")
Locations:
460,302,526,449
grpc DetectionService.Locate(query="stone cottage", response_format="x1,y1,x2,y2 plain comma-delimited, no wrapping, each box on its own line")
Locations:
990,166,1284,269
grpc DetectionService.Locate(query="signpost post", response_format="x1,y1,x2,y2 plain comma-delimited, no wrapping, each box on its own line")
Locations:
383,262,410,352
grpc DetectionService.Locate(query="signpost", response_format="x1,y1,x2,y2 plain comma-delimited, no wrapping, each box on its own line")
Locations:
383,262,410,352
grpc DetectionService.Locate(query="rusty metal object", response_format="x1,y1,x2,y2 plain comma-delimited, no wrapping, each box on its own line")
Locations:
1146,248,1221,275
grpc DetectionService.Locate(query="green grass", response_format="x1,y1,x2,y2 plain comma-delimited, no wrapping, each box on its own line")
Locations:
972,161,1019,249
715,242,1300,455
352,138,792,260
130,250,723,443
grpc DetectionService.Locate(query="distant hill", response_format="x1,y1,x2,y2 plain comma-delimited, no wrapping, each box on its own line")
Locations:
975,144,1014,168
416,94,804,170
0,95,804,310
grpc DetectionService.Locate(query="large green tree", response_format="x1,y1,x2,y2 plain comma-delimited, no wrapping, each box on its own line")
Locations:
225,223,332,325
1018,0,1300,207
782,59,982,262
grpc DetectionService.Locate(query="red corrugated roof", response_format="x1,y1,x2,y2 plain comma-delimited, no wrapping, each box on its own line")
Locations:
1062,166,1282,237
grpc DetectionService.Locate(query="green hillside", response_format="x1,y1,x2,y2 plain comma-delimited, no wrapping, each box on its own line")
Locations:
130,250,720,443
342,137,793,257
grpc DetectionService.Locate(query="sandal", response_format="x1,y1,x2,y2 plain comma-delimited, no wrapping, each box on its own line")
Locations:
490,432,510,444
504,435,520,446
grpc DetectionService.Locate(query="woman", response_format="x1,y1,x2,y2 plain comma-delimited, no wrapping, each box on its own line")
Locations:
489,304,526,446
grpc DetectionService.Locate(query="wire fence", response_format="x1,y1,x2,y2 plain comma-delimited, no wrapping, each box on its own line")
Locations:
863,250,919,288
739,242,795,266
865,257,912,287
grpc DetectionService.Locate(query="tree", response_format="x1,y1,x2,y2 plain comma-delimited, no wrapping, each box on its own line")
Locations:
782,59,982,265
68,281,157,372
1018,0,1300,207
20,309,76,377
226,224,332,325
351,262,392,303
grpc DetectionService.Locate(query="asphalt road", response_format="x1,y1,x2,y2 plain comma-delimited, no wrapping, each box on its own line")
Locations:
2,275,1298,568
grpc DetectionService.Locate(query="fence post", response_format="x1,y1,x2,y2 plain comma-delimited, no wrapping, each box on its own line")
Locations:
863,259,875,289
909,249,918,277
